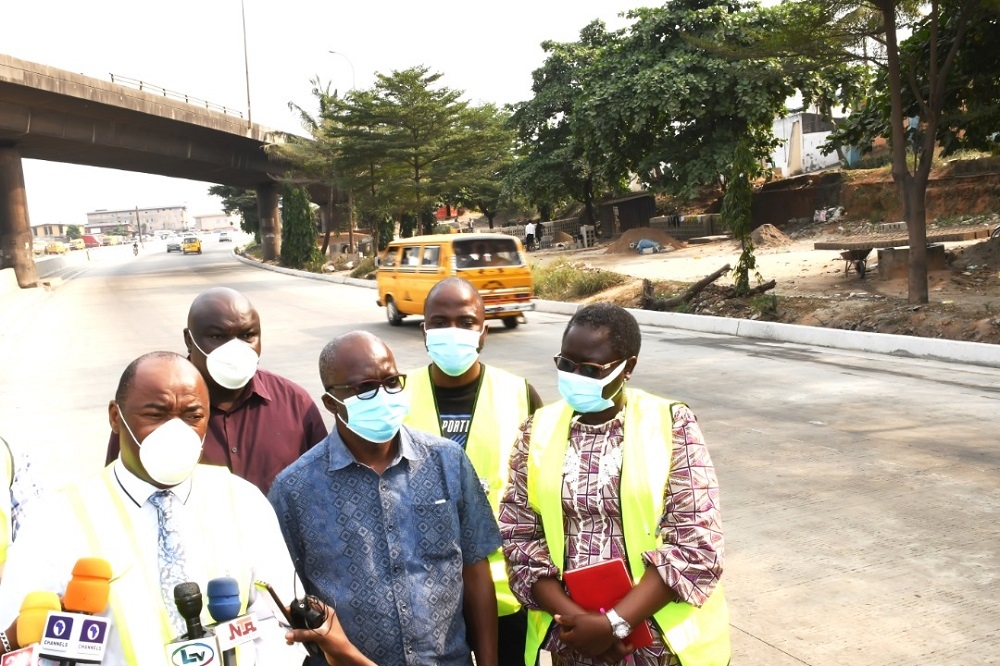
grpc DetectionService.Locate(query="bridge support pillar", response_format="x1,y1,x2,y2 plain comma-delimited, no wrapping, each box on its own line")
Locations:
0,147,38,287
257,183,281,262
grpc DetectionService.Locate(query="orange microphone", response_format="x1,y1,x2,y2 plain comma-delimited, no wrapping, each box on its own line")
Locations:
62,558,112,615
37,558,113,666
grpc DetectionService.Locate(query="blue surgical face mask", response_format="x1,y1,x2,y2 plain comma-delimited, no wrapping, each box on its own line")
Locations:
557,360,628,414
424,327,483,377
327,389,410,444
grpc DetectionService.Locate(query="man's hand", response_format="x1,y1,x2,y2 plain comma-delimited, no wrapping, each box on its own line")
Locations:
284,601,374,666
553,612,635,660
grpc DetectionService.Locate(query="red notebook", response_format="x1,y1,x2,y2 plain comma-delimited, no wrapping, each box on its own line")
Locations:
562,558,655,649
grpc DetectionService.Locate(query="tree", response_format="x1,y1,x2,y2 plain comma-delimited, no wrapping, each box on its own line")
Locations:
66,225,81,240
279,185,319,269
780,0,990,303
208,185,261,241
579,1,795,199
447,104,518,229
508,21,628,227
721,138,760,295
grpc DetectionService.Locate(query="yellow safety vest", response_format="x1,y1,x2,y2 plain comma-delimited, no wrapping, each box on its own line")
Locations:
0,437,12,565
66,465,253,666
405,363,530,617
524,389,731,666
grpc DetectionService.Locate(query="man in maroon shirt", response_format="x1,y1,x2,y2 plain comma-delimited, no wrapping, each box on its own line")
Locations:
105,287,327,494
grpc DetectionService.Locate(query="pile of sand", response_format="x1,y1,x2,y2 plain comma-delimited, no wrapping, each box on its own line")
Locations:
553,230,575,243
606,228,685,255
751,224,792,248
951,237,1000,271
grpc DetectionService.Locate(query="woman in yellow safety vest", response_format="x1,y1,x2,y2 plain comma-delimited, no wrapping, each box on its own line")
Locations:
498,303,731,666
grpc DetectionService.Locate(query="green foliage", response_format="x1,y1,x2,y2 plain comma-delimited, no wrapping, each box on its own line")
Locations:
208,185,260,240
65,225,82,240
721,137,761,296
531,258,629,300
507,21,628,225
279,186,320,269
826,2,1000,159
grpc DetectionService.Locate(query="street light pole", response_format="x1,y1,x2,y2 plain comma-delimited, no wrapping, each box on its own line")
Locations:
328,50,357,254
327,51,356,91
241,0,252,129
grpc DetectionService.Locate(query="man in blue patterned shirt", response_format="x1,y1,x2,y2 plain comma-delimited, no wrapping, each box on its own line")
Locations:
269,330,501,666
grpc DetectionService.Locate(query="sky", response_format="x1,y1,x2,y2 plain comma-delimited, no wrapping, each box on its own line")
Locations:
3,0,646,226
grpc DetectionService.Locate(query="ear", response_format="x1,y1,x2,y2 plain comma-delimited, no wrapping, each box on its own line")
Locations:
477,325,489,351
183,328,194,355
321,393,340,416
108,400,121,434
623,355,638,381
420,322,428,348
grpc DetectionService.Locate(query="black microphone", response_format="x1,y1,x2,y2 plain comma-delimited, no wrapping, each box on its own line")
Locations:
174,582,206,640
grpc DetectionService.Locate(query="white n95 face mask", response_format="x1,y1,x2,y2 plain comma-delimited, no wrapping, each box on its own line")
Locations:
191,337,259,390
118,415,204,486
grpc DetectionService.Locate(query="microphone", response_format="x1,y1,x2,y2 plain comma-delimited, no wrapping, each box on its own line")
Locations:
164,583,220,666
38,558,113,666
173,582,206,640
206,577,252,666
0,591,61,666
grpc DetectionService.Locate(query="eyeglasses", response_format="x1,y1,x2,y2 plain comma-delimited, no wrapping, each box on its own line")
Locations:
552,355,625,379
327,374,407,400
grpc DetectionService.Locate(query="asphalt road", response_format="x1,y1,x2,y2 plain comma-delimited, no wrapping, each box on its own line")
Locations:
1,237,997,664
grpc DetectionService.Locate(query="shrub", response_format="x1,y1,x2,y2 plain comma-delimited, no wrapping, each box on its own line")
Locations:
532,259,628,301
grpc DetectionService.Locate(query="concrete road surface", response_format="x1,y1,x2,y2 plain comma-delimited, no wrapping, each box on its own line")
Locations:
0,240,997,664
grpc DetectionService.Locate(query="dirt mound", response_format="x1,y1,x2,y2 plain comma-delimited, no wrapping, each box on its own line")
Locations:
606,228,685,255
553,230,575,243
751,224,792,248
950,237,1000,271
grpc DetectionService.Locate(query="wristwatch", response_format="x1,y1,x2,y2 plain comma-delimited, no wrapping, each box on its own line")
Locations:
605,608,632,640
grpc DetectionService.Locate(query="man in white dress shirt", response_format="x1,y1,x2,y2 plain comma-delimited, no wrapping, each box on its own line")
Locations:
0,351,307,665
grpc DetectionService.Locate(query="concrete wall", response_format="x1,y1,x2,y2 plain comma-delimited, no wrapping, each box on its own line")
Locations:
649,214,722,240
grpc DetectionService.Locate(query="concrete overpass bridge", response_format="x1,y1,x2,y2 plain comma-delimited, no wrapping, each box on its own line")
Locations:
0,53,336,286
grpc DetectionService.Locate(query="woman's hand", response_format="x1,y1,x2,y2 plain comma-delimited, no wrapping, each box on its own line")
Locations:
553,611,635,660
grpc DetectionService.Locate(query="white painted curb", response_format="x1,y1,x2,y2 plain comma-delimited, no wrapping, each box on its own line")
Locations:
235,252,1000,368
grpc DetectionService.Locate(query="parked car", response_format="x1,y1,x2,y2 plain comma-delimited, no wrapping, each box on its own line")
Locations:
32,240,47,256
181,236,202,255
83,234,102,248
166,237,182,253
44,241,68,255
376,233,535,328
66,238,86,251
218,231,232,243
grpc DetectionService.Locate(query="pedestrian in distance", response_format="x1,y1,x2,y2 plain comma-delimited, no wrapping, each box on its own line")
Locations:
499,303,731,666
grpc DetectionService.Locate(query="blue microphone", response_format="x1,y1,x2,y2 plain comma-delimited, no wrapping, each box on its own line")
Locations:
207,577,248,666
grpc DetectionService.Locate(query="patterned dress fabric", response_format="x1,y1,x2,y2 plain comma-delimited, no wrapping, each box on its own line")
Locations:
499,405,724,666
149,489,191,636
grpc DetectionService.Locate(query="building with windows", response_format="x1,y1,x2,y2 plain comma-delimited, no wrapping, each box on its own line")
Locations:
85,205,189,235
193,212,239,231
31,223,73,239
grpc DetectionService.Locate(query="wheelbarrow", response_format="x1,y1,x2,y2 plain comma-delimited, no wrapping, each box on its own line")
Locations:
840,248,873,278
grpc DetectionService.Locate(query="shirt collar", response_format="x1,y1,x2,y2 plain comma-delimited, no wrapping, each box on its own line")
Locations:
113,458,193,508
326,425,423,472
